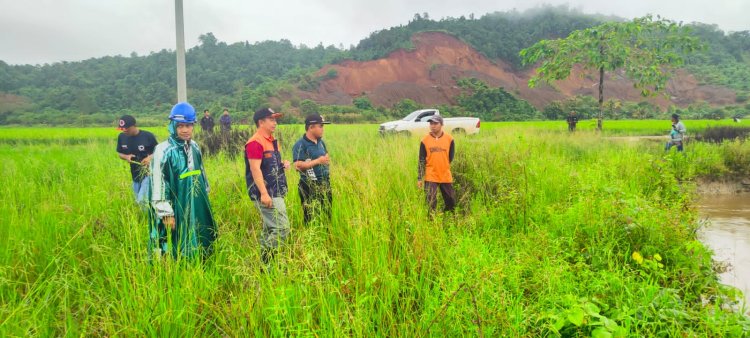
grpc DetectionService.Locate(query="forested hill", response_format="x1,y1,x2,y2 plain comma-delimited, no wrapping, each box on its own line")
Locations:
0,6,748,125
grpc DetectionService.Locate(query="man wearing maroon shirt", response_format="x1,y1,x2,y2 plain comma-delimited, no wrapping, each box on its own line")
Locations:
244,108,291,264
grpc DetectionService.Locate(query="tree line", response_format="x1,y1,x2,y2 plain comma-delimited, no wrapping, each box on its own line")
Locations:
0,6,748,125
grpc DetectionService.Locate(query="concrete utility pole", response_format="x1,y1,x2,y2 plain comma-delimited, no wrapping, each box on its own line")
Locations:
175,0,187,102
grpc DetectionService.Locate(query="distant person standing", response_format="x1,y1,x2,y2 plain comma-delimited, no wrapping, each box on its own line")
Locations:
566,111,579,132
150,102,216,259
417,115,457,215
244,108,291,264
220,109,232,133
116,115,157,207
200,109,215,133
665,113,687,152
292,114,332,225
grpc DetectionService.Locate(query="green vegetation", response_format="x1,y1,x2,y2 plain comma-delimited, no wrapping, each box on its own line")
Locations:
521,15,702,130
1,124,749,336
350,7,606,65
455,78,541,121
480,119,750,136
684,25,750,96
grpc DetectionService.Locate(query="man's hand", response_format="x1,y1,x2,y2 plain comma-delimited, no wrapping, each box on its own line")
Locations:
162,216,175,230
317,154,330,165
141,155,152,166
282,160,291,170
260,193,273,208
417,180,423,189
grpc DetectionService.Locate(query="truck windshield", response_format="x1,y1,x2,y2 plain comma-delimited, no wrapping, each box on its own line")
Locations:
402,111,423,121
403,110,437,121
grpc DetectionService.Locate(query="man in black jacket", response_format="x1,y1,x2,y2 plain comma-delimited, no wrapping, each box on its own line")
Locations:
200,109,215,133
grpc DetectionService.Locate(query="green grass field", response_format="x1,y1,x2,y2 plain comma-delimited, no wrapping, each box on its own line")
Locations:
1,122,749,336
1,118,746,140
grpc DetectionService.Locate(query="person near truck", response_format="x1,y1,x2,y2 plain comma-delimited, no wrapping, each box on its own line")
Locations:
417,115,457,215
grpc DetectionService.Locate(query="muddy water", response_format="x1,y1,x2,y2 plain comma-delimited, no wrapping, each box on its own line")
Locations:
699,194,750,307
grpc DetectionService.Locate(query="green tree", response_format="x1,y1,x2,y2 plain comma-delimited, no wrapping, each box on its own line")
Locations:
198,33,218,48
520,15,701,130
353,96,373,110
456,78,539,121
392,99,421,117
300,99,320,115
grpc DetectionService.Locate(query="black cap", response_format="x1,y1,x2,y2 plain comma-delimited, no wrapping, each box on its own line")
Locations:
305,114,331,126
117,115,136,130
426,115,444,124
253,108,283,123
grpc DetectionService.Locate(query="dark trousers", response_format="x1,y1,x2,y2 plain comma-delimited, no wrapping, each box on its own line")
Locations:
424,182,456,213
665,140,683,152
298,179,332,225
568,123,577,132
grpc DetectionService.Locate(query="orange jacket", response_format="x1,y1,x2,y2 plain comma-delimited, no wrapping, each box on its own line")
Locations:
418,132,455,183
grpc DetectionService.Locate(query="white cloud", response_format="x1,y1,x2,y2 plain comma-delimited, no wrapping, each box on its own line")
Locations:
0,0,747,65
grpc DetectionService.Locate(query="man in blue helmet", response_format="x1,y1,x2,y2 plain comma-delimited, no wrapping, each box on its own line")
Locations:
149,102,217,259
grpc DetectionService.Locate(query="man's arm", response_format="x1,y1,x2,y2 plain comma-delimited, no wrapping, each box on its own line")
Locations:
247,141,273,207
195,144,210,194
141,133,158,166
150,144,174,226
418,141,427,181
118,152,135,162
678,123,687,135
250,158,273,207
249,159,267,192
295,158,321,171
449,140,455,163
140,154,153,166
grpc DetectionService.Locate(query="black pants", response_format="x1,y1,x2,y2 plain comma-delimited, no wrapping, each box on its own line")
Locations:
568,123,576,132
425,182,456,213
298,179,332,225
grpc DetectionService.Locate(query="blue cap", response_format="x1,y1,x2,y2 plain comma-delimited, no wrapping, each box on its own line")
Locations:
169,102,196,123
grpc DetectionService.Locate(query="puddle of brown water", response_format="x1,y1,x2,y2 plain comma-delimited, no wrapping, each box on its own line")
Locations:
699,194,750,308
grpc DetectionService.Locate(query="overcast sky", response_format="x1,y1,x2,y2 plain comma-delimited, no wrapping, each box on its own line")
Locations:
1,0,748,65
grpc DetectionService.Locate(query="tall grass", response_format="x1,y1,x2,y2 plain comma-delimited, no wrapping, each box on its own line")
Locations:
480,119,750,136
0,124,749,336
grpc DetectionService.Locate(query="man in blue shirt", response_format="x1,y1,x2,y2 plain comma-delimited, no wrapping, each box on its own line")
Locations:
220,109,232,133
292,114,332,225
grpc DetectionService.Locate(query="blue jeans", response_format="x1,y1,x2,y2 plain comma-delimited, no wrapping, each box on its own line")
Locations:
665,140,683,152
132,176,151,207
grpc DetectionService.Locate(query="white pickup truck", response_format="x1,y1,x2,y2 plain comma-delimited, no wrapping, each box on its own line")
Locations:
379,109,481,136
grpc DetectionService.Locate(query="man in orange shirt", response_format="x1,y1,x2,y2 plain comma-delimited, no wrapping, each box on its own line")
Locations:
417,115,456,214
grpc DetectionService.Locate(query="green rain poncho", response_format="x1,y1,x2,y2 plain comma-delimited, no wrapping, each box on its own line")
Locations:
149,120,216,259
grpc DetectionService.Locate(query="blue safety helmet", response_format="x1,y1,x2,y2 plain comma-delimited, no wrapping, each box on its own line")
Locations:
169,102,197,123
